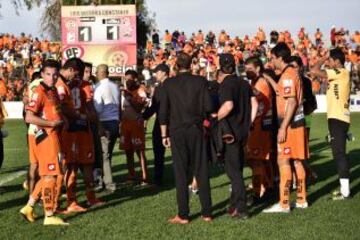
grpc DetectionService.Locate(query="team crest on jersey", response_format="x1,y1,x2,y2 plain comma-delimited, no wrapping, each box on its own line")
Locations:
48,164,56,171
284,87,291,94
284,147,291,155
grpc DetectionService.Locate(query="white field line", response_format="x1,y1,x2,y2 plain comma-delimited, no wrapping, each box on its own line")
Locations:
0,170,27,186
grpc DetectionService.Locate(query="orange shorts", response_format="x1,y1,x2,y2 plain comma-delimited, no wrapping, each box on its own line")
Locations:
278,126,309,160
61,130,94,165
35,130,62,176
28,134,38,164
60,130,76,164
73,131,95,165
120,119,145,151
246,123,272,160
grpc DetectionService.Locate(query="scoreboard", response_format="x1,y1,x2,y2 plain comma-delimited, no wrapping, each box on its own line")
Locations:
61,5,137,77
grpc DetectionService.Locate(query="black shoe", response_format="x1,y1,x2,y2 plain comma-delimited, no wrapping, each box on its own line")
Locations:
231,209,250,220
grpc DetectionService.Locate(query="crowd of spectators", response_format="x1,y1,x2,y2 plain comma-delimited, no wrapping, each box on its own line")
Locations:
1,27,360,101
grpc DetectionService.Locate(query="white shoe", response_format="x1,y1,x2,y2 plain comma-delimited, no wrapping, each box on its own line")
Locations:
263,203,290,213
290,201,308,209
188,185,198,195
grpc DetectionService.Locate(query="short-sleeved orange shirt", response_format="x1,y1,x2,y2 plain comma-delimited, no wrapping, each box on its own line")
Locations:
276,67,303,120
26,82,62,132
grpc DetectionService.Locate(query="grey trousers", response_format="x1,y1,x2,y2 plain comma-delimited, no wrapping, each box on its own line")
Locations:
100,120,119,187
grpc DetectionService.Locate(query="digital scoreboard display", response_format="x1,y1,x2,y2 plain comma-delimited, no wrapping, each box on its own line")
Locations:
61,5,137,77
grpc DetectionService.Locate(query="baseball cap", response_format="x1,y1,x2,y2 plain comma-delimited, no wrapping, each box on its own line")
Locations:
153,63,170,74
219,53,235,68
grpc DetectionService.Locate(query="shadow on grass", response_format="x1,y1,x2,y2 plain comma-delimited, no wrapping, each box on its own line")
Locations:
0,165,28,175
307,148,360,203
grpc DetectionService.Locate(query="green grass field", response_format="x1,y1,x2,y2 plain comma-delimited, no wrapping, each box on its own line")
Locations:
0,114,359,240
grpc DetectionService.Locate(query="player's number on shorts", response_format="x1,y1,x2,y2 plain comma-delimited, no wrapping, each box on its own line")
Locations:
107,26,119,40
79,27,92,42
72,88,81,110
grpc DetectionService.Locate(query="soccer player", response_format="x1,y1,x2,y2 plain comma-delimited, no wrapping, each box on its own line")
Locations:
245,57,274,201
310,48,351,200
68,58,103,207
56,58,88,212
120,70,149,185
289,56,318,184
60,58,103,211
263,43,309,213
83,62,103,190
22,72,42,194
20,59,68,225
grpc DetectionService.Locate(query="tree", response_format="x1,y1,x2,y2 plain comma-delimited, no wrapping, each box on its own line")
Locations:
0,0,156,48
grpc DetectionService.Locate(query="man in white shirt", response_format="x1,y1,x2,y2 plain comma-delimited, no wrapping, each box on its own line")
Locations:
93,64,120,192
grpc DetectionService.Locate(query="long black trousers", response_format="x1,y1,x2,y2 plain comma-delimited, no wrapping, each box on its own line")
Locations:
328,118,350,179
223,142,247,212
170,124,212,219
152,121,165,185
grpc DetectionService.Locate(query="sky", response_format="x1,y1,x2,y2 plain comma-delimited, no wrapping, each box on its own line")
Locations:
0,0,359,40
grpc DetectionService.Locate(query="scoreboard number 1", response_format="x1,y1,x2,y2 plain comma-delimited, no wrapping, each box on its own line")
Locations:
79,26,92,42
107,26,119,40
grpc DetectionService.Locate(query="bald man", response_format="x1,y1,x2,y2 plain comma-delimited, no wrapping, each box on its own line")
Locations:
93,64,120,192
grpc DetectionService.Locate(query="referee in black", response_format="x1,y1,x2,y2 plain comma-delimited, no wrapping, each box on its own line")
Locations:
216,54,255,219
143,63,169,186
159,52,213,224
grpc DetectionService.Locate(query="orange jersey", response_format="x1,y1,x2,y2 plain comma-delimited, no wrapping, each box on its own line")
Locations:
315,32,322,40
164,33,172,43
55,77,74,113
276,67,303,120
252,79,272,124
276,66,308,160
70,81,93,115
247,78,273,160
0,79,7,98
41,41,50,52
26,82,62,133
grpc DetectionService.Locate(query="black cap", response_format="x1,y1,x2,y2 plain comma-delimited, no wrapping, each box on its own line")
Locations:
219,53,235,68
154,63,170,74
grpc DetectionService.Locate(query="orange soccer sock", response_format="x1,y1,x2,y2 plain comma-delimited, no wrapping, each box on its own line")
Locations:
264,161,274,189
279,164,292,209
294,162,307,204
41,177,56,217
29,179,43,206
65,169,78,206
54,174,63,209
252,164,263,197
86,190,96,203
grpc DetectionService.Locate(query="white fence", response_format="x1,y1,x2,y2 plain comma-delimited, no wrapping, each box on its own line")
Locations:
3,95,360,119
